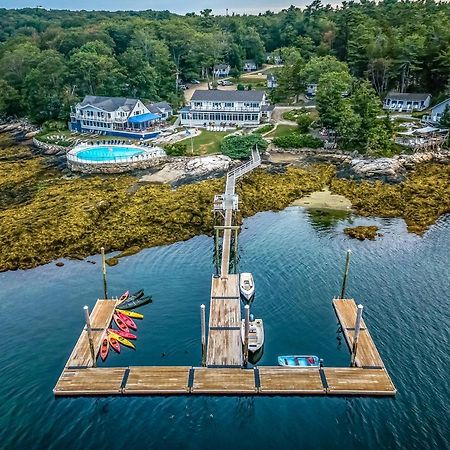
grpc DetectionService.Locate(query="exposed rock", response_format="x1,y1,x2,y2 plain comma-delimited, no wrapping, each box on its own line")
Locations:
55,262,64,267
344,225,379,240
140,154,233,186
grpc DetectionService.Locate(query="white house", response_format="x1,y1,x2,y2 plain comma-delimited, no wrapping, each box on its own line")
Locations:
146,101,173,120
243,60,257,72
69,96,171,138
306,83,318,97
383,92,431,112
267,73,278,89
179,89,273,127
423,98,450,124
266,53,282,65
213,64,231,77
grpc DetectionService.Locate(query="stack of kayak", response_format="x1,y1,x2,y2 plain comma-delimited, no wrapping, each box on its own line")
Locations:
99,289,152,361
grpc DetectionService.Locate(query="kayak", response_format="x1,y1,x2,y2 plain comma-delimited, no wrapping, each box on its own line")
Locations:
118,290,129,303
107,330,136,349
118,289,144,306
119,295,152,310
107,334,121,353
113,313,129,332
116,309,144,320
116,311,137,330
100,337,109,361
277,355,320,367
109,328,137,340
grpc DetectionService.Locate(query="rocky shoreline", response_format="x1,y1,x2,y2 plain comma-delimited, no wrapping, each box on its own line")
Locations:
1,124,450,271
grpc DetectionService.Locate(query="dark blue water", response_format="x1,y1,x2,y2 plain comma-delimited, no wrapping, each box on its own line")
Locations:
1,207,449,449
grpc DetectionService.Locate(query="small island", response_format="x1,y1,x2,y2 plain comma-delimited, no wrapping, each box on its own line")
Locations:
344,225,380,241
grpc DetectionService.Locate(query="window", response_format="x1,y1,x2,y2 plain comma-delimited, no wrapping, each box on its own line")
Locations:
225,102,233,108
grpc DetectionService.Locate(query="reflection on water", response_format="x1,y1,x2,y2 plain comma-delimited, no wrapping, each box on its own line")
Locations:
0,206,449,449
306,208,352,232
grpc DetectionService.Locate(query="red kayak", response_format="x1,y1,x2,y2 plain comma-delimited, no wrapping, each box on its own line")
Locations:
118,290,129,303
107,334,121,353
100,337,109,361
116,311,137,330
109,328,137,340
113,313,129,332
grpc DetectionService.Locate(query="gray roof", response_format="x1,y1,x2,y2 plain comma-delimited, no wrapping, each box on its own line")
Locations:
385,92,431,102
191,89,265,102
79,96,139,112
214,63,230,70
146,101,173,114
267,73,277,81
431,97,450,111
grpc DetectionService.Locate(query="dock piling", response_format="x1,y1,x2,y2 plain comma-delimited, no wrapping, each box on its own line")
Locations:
84,305,97,367
243,305,250,366
101,247,108,299
340,249,352,299
350,304,364,366
200,304,206,366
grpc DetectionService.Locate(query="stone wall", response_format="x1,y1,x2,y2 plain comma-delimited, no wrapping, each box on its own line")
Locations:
67,156,169,174
32,137,68,155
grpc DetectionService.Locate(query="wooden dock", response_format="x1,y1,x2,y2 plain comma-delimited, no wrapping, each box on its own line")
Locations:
54,365,395,396
54,149,396,397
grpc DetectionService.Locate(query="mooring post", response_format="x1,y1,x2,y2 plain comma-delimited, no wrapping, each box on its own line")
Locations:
350,304,364,367
214,228,220,272
340,249,352,299
101,247,108,299
243,304,250,367
233,228,239,272
84,305,96,367
200,304,206,366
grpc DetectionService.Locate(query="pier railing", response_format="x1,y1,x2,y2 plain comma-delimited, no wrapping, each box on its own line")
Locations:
226,147,261,195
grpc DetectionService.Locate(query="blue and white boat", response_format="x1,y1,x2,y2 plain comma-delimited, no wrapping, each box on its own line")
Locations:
277,355,320,367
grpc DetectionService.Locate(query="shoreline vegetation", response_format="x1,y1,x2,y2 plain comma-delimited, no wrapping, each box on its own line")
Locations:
1,133,450,272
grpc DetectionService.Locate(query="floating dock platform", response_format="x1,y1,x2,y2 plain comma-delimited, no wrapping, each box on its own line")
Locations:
54,149,396,397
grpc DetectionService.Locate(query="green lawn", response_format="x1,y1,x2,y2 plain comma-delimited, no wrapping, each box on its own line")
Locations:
185,130,231,155
266,124,299,138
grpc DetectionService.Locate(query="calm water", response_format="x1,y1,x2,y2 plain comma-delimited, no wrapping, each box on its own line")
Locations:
1,207,449,449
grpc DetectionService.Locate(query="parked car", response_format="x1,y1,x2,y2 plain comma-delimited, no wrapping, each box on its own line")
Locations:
190,79,201,84
218,80,233,86
178,84,187,90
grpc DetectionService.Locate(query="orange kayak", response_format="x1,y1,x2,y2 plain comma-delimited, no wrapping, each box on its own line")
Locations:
113,313,129,332
100,337,109,361
107,333,121,353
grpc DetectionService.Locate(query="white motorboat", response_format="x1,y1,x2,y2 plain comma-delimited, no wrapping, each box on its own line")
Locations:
239,272,255,301
241,317,264,353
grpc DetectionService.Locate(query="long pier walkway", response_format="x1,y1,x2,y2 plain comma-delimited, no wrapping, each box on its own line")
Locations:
206,148,261,367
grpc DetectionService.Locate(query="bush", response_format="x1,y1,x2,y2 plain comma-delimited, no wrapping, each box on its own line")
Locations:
253,124,274,134
220,134,268,159
296,113,314,133
164,141,187,156
272,133,323,149
237,84,245,91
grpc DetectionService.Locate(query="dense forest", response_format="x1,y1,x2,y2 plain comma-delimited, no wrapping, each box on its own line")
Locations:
0,1,449,124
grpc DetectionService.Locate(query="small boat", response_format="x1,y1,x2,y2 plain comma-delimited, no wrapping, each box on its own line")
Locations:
118,290,129,303
241,317,264,353
107,334,121,353
100,337,109,361
107,330,136,349
277,355,320,367
113,313,129,332
118,289,144,306
119,295,152,310
116,311,137,330
239,273,255,301
109,328,137,340
116,309,144,320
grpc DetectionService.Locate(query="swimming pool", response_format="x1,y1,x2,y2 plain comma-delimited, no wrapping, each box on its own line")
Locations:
75,145,144,162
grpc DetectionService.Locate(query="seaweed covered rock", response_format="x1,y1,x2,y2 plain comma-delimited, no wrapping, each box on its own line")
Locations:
344,226,379,240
